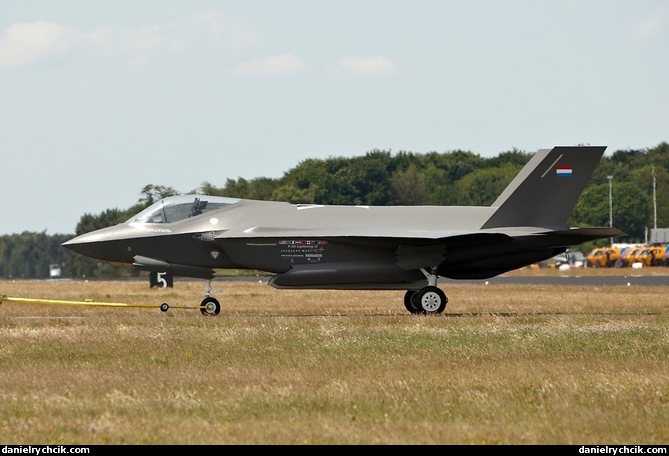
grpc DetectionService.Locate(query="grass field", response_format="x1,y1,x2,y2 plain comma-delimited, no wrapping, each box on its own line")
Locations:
0,271,668,445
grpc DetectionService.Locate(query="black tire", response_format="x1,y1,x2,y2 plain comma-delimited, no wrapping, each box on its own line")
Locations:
160,303,170,312
200,297,221,316
413,286,447,315
403,290,420,314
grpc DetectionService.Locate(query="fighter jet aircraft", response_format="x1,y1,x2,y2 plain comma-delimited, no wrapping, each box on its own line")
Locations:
63,145,625,316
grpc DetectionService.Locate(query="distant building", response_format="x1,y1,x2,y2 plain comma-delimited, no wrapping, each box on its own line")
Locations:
650,229,669,244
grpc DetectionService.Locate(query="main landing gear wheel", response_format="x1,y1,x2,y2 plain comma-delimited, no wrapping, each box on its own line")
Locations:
404,290,421,314
412,286,448,315
200,297,221,316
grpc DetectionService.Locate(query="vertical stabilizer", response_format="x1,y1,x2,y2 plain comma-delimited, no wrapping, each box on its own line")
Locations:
481,146,606,229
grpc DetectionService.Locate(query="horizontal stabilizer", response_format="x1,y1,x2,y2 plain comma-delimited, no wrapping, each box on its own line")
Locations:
546,227,627,242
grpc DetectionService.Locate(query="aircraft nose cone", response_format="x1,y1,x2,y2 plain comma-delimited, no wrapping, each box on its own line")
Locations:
61,235,89,253
61,227,131,263
62,233,107,258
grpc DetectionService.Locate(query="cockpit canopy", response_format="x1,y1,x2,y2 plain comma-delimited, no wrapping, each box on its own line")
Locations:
129,195,240,224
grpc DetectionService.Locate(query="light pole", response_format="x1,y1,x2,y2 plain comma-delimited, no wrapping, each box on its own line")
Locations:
607,175,613,246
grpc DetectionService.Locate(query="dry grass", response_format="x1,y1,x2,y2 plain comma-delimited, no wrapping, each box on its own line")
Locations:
0,274,668,445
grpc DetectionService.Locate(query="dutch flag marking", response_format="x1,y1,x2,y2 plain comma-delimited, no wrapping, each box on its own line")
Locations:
556,165,573,178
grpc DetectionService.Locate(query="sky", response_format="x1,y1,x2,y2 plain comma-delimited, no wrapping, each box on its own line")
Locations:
1,1,668,235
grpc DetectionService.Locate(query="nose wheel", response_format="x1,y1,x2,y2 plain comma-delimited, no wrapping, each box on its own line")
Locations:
200,297,221,316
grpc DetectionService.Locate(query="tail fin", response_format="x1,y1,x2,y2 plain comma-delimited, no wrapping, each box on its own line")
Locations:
481,145,607,229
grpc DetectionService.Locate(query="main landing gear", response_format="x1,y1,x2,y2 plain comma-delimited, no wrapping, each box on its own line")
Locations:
403,268,448,315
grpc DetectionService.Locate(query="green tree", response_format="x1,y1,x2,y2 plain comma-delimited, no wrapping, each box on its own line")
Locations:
390,163,431,205
487,148,532,168
646,141,669,170
271,158,331,203
573,182,650,242
422,149,485,184
632,165,669,228
74,209,127,236
610,148,648,169
454,165,519,206
138,184,179,206
7,236,35,278
270,185,317,203
242,177,280,200
313,153,393,205
199,181,220,196
423,166,454,205
644,142,669,229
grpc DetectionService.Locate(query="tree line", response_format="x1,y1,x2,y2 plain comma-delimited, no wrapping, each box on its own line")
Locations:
2,142,668,279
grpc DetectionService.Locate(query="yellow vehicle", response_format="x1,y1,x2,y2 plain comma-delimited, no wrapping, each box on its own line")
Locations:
585,246,622,268
615,244,668,267
657,246,669,266
623,247,644,267
639,245,668,266
635,248,653,266
586,247,606,267
605,247,624,267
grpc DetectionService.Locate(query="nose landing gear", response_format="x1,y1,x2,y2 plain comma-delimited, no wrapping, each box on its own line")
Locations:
200,296,221,316
199,279,220,316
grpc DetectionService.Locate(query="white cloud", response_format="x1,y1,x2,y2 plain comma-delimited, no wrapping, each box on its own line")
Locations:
84,25,184,56
121,26,180,53
0,21,73,68
339,55,396,75
188,10,259,48
234,53,305,76
625,9,666,42
0,20,185,68
85,26,116,54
